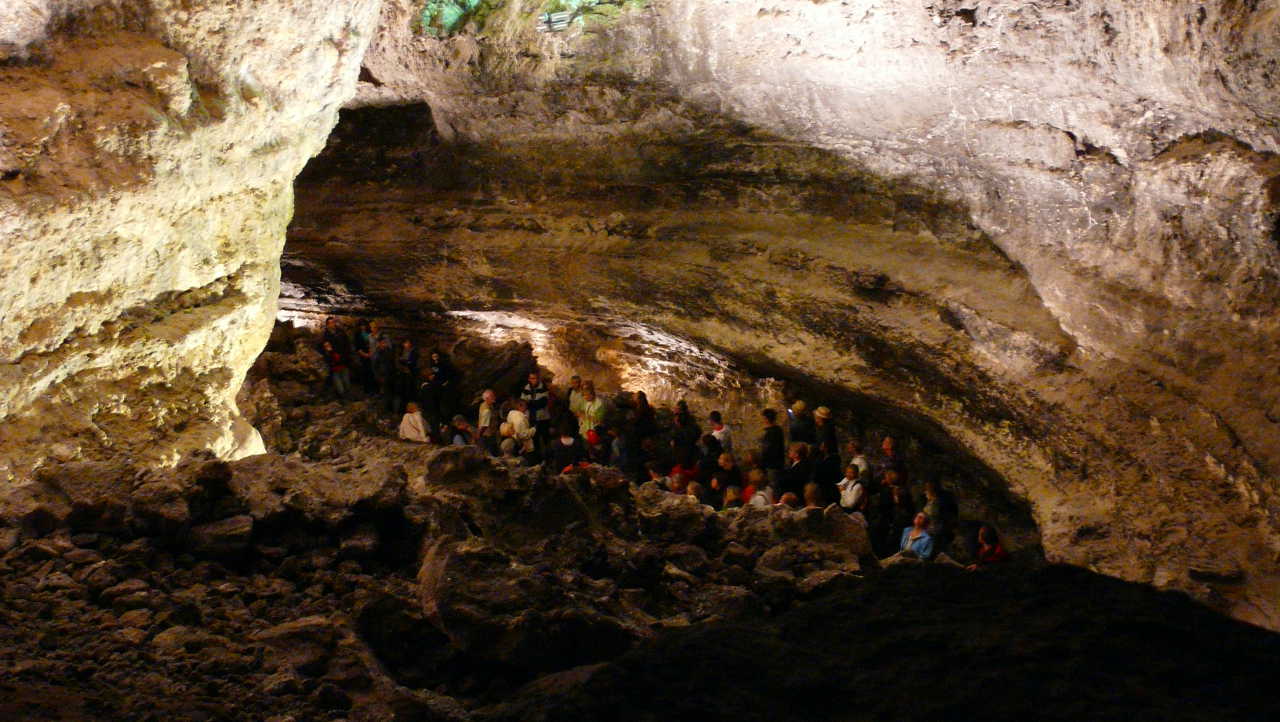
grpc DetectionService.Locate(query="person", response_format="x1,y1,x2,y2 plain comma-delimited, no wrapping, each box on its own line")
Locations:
393,338,420,413
672,401,701,455
882,476,916,557
742,468,764,508
585,427,611,465
477,389,502,455
711,453,743,501
881,435,908,483
836,463,868,513
722,486,744,509
506,398,538,461
576,381,608,432
447,415,476,446
781,442,812,497
645,461,671,489
802,482,824,509
548,423,588,473
566,375,585,427
353,319,376,393
923,479,960,556
811,439,843,498
813,406,838,450
759,409,786,487
371,335,396,412
320,341,350,399
749,481,775,507
686,482,708,505
897,512,935,560
521,371,552,447
632,391,658,439
777,492,800,509
708,411,733,454
787,400,815,444
417,367,441,428
967,524,1009,570
322,317,352,361
398,402,429,443
846,440,871,484
669,470,691,495
430,350,460,423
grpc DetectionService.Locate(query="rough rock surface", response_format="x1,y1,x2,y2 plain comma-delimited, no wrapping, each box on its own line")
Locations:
283,0,1280,628
0,0,382,479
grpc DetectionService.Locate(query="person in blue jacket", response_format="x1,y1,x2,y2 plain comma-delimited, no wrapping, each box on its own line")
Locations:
899,511,936,560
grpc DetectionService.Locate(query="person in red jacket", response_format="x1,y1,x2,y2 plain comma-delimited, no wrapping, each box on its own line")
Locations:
967,524,1010,570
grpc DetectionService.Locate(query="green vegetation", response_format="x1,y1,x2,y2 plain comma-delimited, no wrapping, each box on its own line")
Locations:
415,0,645,37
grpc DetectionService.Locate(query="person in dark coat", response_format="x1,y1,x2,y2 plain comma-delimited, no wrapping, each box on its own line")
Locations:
813,405,838,451
787,401,816,444
322,317,352,361
780,442,813,497
393,338,419,414
430,350,460,422
371,336,395,412
547,423,588,474
811,439,843,501
759,409,786,487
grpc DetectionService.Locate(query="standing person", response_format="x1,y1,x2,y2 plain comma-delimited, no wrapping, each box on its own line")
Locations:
787,400,816,444
393,338,420,414
566,375,585,427
922,479,960,558
321,341,351,399
837,463,869,515
670,406,701,460
506,398,539,464
353,319,376,393
417,367,441,429
813,406,838,451
759,409,786,488
576,381,608,433
430,350,460,423
371,335,396,413
781,442,812,497
710,453,742,508
548,422,588,474
476,389,502,456
846,440,871,484
632,391,658,440
322,317,352,361
811,439,843,500
708,411,733,454
520,371,552,449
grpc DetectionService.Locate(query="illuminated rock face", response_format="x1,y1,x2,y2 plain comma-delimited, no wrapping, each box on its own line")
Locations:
290,1,1280,625
0,0,382,477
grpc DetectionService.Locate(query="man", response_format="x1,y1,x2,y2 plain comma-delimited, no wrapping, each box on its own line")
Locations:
710,452,742,508
813,406,838,450
922,479,960,556
787,400,815,444
506,398,538,461
781,442,812,497
759,409,786,486
476,389,502,456
846,440,871,484
520,371,552,448
371,336,396,413
576,381,608,433
393,338,419,414
708,410,733,454
322,317,352,361
566,374,585,421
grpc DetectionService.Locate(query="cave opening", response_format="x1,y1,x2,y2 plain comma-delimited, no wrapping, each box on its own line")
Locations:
277,99,1046,557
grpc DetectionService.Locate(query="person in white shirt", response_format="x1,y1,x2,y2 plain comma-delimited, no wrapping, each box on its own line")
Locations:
846,439,871,482
398,402,430,443
506,398,537,455
708,410,733,454
837,463,867,512
576,382,608,432
477,389,500,455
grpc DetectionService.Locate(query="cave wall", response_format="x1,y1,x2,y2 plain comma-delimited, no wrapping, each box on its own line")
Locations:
289,0,1280,626
0,0,383,478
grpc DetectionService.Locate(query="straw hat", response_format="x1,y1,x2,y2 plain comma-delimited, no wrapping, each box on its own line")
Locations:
814,406,832,420
791,400,807,413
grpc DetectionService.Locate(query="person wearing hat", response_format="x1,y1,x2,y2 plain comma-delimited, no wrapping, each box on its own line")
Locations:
787,400,816,444
813,405,838,450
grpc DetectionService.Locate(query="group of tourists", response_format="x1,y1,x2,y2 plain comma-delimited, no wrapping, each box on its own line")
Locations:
315,316,1011,569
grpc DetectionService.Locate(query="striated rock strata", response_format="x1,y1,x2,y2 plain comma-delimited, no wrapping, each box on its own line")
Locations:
0,0,382,479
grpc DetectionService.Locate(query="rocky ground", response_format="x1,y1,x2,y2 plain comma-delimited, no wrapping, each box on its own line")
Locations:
1,333,1278,720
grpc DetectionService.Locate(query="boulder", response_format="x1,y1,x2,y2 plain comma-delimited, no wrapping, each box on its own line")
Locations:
189,516,254,555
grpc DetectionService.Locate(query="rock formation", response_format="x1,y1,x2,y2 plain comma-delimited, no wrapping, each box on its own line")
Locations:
0,0,382,478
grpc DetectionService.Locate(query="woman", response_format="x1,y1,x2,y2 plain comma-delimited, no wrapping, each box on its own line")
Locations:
398,402,429,443
898,512,935,560
802,482,824,509
321,341,350,399
722,486,744,510
966,524,1009,571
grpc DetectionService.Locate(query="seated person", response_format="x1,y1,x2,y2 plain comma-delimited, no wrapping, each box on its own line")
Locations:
548,423,588,473
897,512,936,560
686,482,708,505
802,482,824,509
448,415,475,446
777,491,801,509
398,402,429,443
722,485,744,509
967,524,1009,570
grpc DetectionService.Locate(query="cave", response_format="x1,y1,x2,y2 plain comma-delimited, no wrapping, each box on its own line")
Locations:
3,1,1280,720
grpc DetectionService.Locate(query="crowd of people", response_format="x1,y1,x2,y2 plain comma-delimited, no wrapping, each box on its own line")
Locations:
314,316,1011,568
